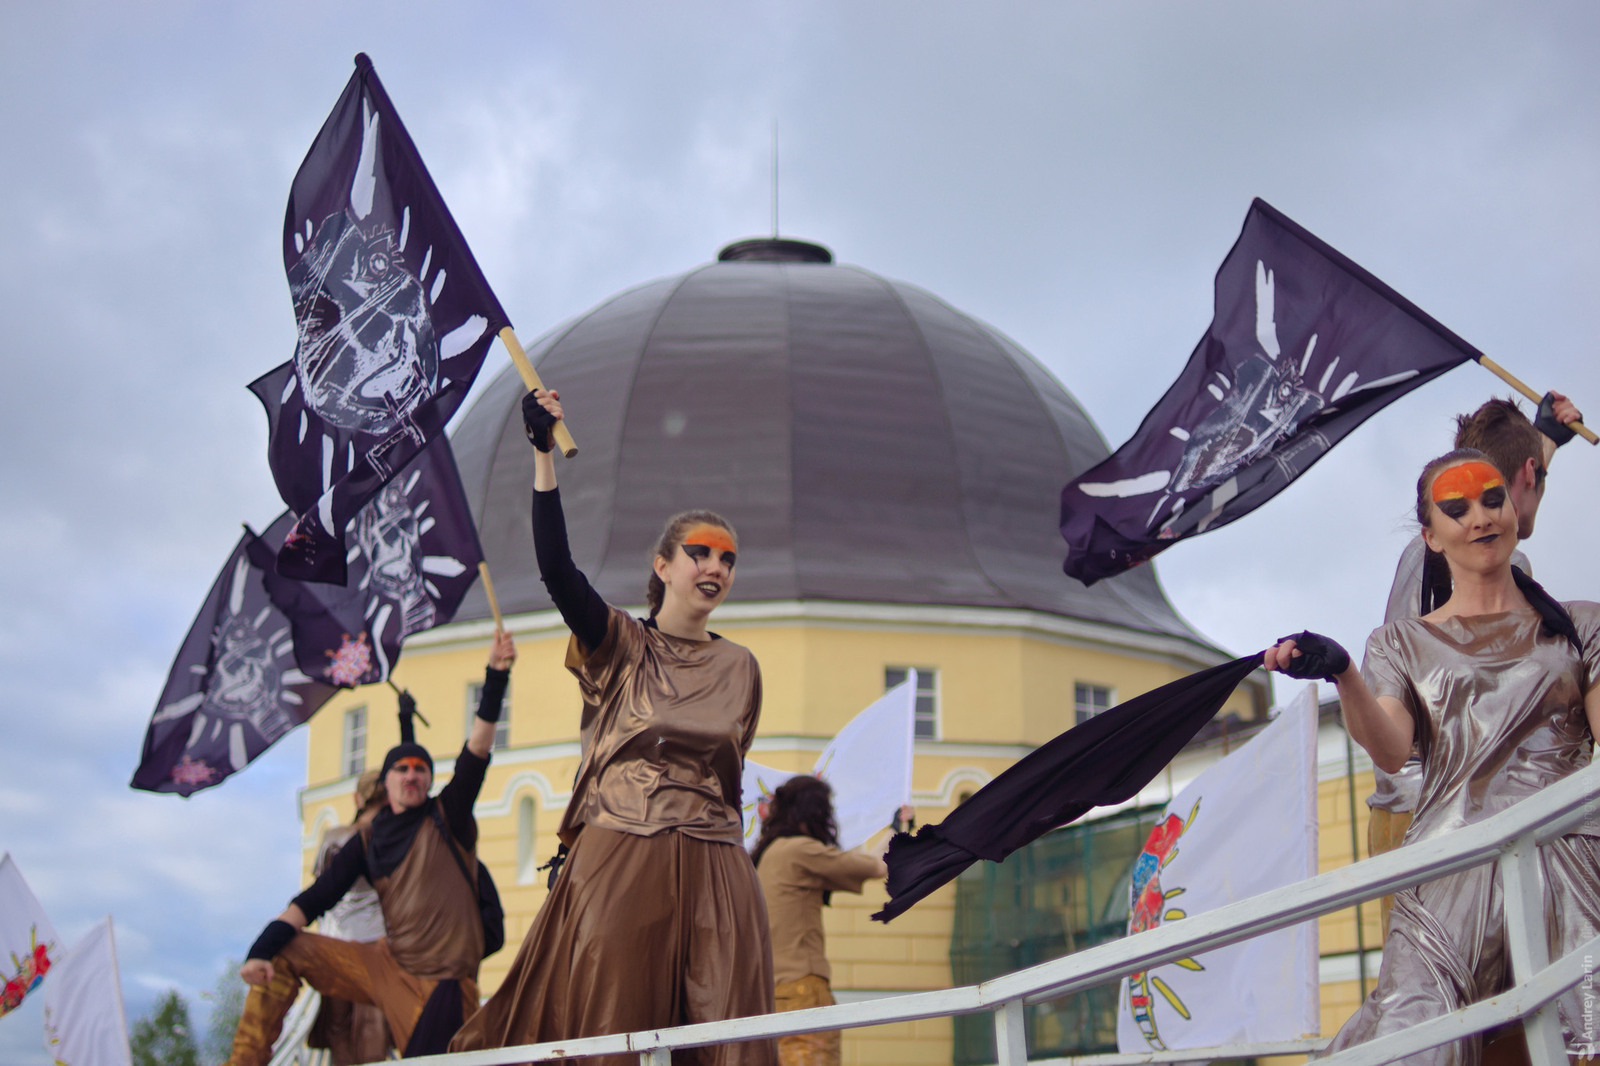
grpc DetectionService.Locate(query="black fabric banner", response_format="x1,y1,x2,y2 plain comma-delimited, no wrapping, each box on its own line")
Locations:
873,654,1264,922
133,534,338,796
1060,198,1479,585
255,53,508,585
254,436,485,687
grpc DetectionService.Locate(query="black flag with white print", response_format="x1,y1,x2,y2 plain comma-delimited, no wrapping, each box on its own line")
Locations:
256,435,485,687
133,533,338,796
1060,198,1480,585
254,53,508,585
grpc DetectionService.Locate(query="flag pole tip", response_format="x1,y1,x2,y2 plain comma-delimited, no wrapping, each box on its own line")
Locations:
354,53,372,70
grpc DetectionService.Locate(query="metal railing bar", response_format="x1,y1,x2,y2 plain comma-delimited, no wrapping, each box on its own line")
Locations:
378,762,1600,1066
1003,762,1600,1005
1014,1036,1331,1066
1312,932,1600,1066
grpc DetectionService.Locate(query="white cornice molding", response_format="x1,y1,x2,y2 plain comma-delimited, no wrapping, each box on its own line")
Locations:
399,599,1256,680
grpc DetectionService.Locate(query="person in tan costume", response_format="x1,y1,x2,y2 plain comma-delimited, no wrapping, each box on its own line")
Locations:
225,632,514,1065
449,386,775,1066
752,776,903,1066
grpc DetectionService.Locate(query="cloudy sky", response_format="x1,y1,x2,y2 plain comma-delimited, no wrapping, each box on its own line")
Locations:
3,2,1598,1060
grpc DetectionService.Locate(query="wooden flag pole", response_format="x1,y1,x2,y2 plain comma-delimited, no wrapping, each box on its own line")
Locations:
478,561,505,632
499,327,578,457
1477,355,1597,444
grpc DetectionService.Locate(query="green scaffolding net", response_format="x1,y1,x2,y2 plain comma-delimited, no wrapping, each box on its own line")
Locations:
949,806,1164,1064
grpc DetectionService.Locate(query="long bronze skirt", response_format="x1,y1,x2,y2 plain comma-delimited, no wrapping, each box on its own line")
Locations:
451,825,776,1066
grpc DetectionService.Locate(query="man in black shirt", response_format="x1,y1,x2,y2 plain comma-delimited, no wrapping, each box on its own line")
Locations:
226,631,514,1066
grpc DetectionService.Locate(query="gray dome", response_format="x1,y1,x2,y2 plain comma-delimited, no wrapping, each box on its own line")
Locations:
450,239,1209,646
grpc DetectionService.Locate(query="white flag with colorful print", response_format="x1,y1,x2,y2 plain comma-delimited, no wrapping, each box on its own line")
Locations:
0,852,61,1019
742,671,918,851
1116,683,1320,1052
42,917,132,1066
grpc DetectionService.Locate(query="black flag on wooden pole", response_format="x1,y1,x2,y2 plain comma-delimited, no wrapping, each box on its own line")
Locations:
254,435,485,687
254,53,508,585
1060,199,1480,586
133,533,338,796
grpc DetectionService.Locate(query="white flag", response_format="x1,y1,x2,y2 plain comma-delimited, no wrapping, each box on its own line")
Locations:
0,852,61,1019
815,671,917,850
740,758,801,846
42,917,132,1066
1116,684,1320,1052
742,672,918,852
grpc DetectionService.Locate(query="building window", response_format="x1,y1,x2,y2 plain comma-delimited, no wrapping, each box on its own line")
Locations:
1075,683,1113,726
885,667,939,740
467,682,511,751
341,706,366,778
516,796,538,885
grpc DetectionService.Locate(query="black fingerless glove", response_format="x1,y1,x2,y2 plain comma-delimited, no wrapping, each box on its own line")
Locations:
475,666,509,724
1275,631,1351,681
522,392,556,453
247,919,297,962
1536,392,1576,447
398,690,419,744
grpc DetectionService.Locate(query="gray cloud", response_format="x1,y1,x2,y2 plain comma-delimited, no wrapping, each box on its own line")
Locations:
3,3,1598,1062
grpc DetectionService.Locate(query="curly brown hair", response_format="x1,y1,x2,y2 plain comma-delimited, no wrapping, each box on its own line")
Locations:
752,775,838,867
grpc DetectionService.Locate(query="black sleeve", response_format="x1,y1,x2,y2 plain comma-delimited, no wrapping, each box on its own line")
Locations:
438,742,489,848
532,486,609,651
474,665,509,722
289,834,366,925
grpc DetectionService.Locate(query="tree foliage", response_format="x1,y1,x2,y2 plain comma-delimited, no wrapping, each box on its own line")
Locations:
130,989,199,1066
201,959,246,1065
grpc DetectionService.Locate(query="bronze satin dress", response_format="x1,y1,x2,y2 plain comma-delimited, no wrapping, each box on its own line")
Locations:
1322,603,1600,1065
451,607,776,1065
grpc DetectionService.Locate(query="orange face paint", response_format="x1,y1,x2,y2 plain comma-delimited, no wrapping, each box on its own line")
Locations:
682,525,737,555
1430,461,1504,503
389,757,429,774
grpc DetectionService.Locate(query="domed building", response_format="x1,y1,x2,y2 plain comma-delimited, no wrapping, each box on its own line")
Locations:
295,238,1270,1065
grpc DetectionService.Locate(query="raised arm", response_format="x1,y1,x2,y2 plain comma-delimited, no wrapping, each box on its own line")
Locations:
465,629,515,760
524,388,609,651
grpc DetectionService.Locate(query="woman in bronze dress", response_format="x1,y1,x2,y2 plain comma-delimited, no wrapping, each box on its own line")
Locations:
450,388,775,1065
1267,448,1600,1065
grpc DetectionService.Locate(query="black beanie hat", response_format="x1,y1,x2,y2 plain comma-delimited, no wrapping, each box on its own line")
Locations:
380,742,433,778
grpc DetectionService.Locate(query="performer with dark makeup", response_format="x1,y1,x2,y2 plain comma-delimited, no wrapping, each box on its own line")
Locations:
1370,392,1583,937
753,777,905,1066
1267,449,1600,1066
225,631,514,1066
449,387,775,1065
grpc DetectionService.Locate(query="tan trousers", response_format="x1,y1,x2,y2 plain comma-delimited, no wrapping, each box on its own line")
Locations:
773,975,838,1066
1367,808,1414,939
227,931,474,1066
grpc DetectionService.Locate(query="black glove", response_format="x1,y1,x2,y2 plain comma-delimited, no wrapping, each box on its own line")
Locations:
398,690,419,744
522,391,557,453
1535,392,1576,447
1275,631,1351,681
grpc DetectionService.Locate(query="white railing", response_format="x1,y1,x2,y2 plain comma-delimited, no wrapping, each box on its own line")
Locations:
384,758,1600,1066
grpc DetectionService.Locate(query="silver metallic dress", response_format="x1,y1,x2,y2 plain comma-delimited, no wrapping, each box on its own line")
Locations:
1323,602,1600,1064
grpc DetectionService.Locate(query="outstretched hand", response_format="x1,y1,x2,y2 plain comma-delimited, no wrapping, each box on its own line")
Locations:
488,628,517,670
240,958,275,986
1263,631,1351,682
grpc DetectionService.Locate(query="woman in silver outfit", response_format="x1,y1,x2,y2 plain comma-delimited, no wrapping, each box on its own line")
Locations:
1267,448,1600,1065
